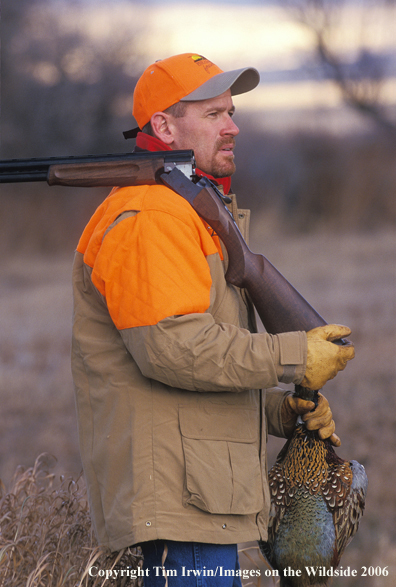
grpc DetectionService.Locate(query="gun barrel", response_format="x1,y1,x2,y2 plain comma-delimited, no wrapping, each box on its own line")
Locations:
0,172,48,183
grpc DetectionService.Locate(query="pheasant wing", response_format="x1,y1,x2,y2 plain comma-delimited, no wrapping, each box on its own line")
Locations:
325,459,368,566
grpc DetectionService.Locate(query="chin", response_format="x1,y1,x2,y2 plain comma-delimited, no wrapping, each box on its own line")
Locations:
210,162,236,178
214,167,236,178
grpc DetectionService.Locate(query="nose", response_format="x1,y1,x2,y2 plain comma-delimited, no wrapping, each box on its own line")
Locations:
222,115,239,137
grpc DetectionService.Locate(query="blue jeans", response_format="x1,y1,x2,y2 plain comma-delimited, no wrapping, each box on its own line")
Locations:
140,540,242,587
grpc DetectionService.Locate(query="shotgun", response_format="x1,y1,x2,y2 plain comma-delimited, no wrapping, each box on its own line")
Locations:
0,150,196,186
1,150,333,351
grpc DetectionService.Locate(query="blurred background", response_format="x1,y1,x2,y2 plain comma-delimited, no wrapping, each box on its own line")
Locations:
1,1,395,585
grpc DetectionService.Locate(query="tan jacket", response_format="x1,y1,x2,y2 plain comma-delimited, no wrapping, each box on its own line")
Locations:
71,183,307,552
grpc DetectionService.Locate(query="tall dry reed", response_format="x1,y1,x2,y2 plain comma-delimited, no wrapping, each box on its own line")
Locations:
0,454,142,586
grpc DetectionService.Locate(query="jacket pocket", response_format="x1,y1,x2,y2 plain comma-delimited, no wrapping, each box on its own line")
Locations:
179,404,263,515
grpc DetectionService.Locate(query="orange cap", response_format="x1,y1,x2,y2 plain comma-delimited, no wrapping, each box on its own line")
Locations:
128,53,259,136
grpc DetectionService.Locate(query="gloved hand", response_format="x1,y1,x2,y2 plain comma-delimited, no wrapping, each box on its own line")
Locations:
300,324,355,391
281,392,341,446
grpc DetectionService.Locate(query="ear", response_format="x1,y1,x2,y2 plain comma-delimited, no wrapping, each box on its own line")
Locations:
150,112,175,146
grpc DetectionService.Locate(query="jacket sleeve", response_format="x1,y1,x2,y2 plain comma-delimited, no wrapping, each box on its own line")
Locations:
264,387,292,438
120,316,306,392
92,202,307,393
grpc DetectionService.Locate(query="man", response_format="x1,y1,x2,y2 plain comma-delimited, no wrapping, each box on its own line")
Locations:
72,54,354,585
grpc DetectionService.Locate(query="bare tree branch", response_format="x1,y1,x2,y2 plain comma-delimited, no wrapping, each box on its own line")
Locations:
286,0,396,134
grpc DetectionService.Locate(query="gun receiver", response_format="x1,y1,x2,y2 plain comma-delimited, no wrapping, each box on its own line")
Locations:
0,150,195,186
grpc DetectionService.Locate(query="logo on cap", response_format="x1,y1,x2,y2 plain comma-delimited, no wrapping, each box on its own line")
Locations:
190,54,215,74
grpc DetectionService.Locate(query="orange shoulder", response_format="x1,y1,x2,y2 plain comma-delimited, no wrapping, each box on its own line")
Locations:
79,184,223,329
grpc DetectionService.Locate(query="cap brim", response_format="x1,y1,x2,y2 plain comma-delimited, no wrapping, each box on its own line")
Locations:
123,127,140,139
181,67,260,102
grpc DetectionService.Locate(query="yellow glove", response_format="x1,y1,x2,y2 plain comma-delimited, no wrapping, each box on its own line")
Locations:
281,393,341,446
300,324,355,391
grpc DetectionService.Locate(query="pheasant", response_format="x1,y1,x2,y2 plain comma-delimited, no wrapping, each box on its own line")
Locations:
259,394,368,587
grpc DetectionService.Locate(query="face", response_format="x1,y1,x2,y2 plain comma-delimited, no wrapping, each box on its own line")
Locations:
167,90,239,178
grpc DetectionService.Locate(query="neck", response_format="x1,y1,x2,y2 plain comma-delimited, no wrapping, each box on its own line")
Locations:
136,132,232,195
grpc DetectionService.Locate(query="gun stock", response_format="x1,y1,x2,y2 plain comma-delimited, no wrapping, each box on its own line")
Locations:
161,168,328,335
161,170,352,399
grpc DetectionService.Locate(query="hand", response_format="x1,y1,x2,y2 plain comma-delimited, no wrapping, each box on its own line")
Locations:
282,392,341,446
300,324,355,391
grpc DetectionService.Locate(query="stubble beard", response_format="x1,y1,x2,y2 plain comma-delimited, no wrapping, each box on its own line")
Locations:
211,138,236,178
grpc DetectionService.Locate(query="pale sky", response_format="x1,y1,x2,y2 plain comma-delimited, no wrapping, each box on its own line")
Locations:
30,0,396,116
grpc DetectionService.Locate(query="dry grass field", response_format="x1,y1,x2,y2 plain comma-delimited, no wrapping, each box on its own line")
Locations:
0,227,395,586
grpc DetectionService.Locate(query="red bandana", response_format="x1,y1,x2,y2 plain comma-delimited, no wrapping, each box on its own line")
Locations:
136,133,232,195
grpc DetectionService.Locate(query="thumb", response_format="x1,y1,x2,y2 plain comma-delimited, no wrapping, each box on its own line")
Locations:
287,396,316,415
310,324,352,342
329,432,341,447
